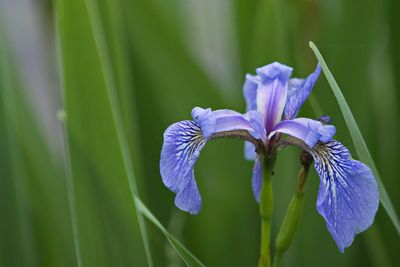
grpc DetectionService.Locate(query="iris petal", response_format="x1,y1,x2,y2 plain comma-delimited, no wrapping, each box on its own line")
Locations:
243,74,259,112
161,108,266,214
310,141,379,252
284,64,321,120
244,142,256,160
242,109,265,161
160,120,206,214
192,107,266,140
174,174,202,215
256,62,293,133
252,156,262,202
269,118,336,147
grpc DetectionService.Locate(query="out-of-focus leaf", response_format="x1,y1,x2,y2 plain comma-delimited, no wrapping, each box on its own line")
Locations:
0,25,76,266
56,0,151,265
120,0,223,115
0,31,36,267
309,41,400,236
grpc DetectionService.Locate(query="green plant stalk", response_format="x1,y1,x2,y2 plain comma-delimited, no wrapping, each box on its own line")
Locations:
272,159,310,267
258,155,276,267
272,193,304,267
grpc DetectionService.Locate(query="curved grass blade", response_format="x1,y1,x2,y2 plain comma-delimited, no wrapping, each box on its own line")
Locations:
134,197,205,267
82,0,154,264
56,0,151,265
309,41,400,236
57,0,205,265
83,1,206,265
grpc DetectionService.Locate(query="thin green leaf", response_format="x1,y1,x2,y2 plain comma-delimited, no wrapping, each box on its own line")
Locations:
56,0,151,265
309,41,400,236
134,197,205,267
83,0,153,264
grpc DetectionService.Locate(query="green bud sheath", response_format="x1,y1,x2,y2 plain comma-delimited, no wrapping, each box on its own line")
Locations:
272,158,310,267
275,192,304,252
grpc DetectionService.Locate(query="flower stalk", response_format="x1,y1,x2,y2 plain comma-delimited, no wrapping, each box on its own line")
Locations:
258,154,276,267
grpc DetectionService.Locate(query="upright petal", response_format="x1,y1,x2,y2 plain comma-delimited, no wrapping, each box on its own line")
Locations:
160,120,206,214
161,107,266,214
256,62,293,133
243,74,259,112
269,118,336,148
252,156,262,202
310,141,379,252
284,64,321,119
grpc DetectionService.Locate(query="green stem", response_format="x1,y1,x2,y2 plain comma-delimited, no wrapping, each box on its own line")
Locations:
258,155,276,267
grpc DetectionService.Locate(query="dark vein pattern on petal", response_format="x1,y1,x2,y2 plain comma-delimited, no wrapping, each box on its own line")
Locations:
160,120,206,214
310,141,379,252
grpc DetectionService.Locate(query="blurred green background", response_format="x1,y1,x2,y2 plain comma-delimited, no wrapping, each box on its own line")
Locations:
0,0,399,266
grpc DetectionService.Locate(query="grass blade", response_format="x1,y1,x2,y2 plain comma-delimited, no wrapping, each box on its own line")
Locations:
309,41,400,236
135,197,205,267
57,0,205,265
82,0,153,264
56,0,151,265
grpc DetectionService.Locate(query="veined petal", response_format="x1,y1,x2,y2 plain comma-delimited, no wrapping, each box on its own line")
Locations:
174,175,202,215
243,74,259,112
192,107,266,140
161,108,266,214
310,141,379,252
284,64,321,120
256,62,293,133
269,118,336,148
160,120,206,214
252,156,262,202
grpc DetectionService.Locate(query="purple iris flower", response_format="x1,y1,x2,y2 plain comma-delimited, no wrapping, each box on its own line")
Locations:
160,62,379,252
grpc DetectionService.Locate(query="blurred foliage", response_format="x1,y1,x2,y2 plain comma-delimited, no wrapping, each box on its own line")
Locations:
0,0,399,266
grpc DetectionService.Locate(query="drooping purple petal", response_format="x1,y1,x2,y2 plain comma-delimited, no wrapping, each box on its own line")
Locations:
284,64,321,120
256,62,293,134
269,118,336,148
161,107,266,214
192,107,266,140
160,120,206,214
174,174,202,214
243,74,259,112
310,141,379,252
252,156,262,202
